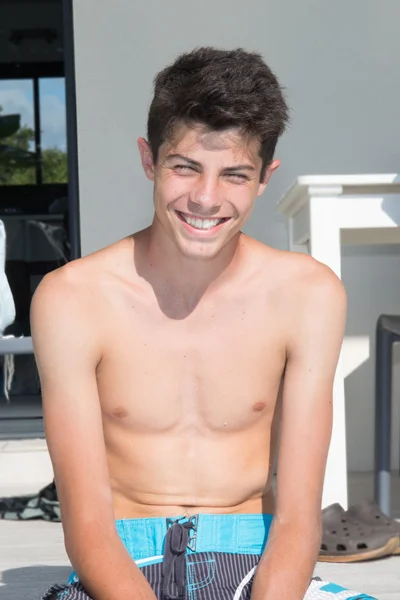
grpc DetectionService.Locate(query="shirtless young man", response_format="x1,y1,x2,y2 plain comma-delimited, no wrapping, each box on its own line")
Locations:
32,48,374,600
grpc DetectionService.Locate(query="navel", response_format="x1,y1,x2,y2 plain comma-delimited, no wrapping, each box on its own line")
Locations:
253,402,266,412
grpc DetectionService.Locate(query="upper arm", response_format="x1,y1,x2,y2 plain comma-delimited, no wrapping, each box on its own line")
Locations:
31,268,115,555
275,263,347,525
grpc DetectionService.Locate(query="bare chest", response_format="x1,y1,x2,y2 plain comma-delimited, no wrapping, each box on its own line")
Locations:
97,291,286,432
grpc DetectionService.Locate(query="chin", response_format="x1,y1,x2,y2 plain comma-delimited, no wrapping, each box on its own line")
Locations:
177,241,223,261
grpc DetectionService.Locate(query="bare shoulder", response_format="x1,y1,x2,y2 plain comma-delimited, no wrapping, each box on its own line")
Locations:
31,257,96,322
278,249,346,307
248,238,346,311
31,236,134,315
30,237,136,377
30,259,99,367
249,241,347,359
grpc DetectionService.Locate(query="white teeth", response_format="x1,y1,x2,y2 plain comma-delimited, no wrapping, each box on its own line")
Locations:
182,214,221,230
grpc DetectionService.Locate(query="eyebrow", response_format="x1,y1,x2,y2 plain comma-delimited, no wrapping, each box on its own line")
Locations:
165,154,256,172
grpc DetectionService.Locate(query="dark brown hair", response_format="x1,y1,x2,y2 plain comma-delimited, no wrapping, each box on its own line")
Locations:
147,47,289,178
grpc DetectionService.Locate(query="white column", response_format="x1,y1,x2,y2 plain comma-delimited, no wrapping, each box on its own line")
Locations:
288,219,310,254
309,197,348,509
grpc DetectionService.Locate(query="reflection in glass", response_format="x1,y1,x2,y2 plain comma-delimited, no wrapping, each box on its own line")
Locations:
0,78,69,404
39,78,68,184
0,80,36,186
1,211,69,403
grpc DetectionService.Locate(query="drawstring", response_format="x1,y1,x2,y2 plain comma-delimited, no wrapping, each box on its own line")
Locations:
161,521,194,600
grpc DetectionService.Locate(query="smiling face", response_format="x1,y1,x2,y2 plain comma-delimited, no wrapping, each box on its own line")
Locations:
138,123,279,260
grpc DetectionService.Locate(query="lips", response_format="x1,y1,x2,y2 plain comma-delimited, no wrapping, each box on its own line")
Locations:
175,210,230,231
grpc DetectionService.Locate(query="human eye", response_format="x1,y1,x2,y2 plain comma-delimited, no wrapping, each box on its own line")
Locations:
226,173,249,183
174,164,197,173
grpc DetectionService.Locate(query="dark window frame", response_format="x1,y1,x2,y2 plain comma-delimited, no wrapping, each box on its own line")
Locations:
0,61,64,81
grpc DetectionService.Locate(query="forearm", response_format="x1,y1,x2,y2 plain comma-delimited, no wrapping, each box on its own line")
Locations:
251,519,321,600
67,530,157,600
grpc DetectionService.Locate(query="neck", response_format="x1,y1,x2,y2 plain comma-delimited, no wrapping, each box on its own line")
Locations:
136,217,243,318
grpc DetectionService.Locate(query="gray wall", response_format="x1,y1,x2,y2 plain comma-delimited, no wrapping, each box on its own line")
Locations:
73,0,400,471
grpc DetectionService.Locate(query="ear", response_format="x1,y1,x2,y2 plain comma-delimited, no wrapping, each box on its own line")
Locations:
257,159,280,196
137,138,155,181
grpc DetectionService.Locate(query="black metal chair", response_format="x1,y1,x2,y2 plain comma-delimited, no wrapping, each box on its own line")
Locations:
374,314,400,516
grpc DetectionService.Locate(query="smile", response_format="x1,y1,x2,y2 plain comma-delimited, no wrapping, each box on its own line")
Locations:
175,211,230,231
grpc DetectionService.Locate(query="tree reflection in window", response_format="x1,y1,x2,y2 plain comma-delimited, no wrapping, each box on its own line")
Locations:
0,77,67,185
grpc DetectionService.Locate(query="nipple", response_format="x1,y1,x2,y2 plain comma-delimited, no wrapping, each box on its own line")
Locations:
112,406,129,419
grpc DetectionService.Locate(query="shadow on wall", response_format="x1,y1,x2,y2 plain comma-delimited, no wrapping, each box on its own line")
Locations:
344,335,400,473
382,192,400,226
0,565,71,600
341,246,400,472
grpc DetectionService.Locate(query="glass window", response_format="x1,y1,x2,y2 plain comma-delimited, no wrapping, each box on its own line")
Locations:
39,77,68,184
0,77,68,186
0,78,69,416
0,79,36,185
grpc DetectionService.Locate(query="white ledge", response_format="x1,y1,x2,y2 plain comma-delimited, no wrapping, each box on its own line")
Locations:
0,337,33,355
277,173,400,216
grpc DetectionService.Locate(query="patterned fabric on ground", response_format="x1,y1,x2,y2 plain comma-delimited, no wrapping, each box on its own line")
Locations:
0,480,60,521
41,553,376,600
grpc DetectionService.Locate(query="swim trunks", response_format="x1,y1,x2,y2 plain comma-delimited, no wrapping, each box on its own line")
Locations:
41,513,376,600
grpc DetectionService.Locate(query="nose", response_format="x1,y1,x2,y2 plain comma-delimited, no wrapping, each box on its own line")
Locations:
188,177,222,216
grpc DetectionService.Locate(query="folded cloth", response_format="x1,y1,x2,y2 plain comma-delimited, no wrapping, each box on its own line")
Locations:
0,219,16,335
0,480,60,522
0,219,16,400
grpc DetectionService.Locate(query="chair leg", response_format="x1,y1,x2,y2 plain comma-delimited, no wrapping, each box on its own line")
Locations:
374,325,393,516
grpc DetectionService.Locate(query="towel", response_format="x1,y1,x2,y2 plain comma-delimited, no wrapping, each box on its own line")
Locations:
0,219,16,399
